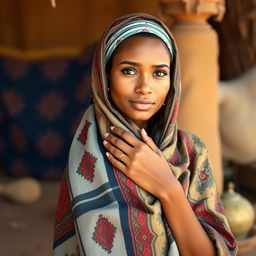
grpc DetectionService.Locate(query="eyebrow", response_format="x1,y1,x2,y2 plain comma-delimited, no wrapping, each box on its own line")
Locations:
153,64,170,69
119,61,140,66
119,61,170,69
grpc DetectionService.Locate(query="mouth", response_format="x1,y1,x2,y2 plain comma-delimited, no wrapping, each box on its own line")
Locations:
129,99,155,111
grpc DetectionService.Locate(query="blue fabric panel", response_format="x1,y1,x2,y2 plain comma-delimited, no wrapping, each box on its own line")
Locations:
0,45,95,179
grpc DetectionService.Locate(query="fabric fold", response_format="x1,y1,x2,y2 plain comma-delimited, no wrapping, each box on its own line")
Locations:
53,13,237,256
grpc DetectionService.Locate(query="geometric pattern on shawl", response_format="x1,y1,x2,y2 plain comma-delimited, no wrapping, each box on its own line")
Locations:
53,13,238,256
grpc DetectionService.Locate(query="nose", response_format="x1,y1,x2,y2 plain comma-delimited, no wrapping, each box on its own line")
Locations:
135,75,152,95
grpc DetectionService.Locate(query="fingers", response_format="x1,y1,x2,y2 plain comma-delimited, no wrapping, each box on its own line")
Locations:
105,151,126,172
140,128,161,155
103,131,132,155
140,128,148,143
106,126,162,157
103,139,128,164
109,126,139,147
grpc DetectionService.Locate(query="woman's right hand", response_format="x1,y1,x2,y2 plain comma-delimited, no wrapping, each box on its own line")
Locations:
103,126,180,200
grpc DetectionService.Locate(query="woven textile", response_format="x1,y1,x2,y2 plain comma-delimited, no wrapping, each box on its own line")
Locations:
0,46,94,178
53,13,237,255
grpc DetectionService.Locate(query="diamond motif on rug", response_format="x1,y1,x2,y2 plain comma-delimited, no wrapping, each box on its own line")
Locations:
92,215,117,254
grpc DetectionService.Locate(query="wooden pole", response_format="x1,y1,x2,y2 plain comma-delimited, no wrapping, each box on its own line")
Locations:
159,0,225,193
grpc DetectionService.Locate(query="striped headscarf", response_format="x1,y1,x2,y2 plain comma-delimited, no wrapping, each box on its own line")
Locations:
53,13,237,256
105,19,173,62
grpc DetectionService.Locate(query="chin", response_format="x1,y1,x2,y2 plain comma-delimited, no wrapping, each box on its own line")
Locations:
127,114,152,122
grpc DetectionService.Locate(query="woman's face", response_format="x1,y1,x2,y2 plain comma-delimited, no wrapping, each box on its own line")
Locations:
108,35,171,129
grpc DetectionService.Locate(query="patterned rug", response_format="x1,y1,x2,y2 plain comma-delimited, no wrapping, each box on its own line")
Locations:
0,45,95,179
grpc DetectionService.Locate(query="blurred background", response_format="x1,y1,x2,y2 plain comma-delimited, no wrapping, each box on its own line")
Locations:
0,0,256,255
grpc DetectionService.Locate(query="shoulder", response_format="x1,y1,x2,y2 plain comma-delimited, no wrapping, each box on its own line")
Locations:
177,129,208,156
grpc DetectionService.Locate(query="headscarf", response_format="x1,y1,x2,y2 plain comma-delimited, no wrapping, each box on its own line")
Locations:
53,13,237,256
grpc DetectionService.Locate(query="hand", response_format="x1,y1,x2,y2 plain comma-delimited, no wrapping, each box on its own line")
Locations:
103,126,179,199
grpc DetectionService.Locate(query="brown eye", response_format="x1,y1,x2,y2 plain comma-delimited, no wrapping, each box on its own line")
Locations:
154,70,167,77
121,68,136,75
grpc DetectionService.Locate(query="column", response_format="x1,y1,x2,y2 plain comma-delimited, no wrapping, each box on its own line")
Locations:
159,0,225,193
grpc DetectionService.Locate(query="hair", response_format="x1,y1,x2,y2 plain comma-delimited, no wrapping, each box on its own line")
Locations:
106,32,175,138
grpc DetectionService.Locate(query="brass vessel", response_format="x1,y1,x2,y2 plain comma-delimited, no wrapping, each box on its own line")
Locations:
222,182,255,239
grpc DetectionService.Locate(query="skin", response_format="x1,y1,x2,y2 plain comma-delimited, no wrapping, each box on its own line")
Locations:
109,35,170,129
103,36,216,256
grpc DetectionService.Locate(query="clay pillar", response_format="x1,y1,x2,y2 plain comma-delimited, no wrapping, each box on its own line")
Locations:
159,0,225,193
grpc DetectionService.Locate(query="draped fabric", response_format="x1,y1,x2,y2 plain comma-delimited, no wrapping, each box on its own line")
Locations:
53,13,237,256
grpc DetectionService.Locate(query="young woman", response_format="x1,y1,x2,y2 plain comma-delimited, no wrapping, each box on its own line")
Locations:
53,13,237,256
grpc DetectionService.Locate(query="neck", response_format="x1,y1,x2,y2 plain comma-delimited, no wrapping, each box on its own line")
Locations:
133,120,148,130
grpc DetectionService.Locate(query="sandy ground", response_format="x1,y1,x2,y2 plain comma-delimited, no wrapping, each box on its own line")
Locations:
0,175,60,256
0,173,255,256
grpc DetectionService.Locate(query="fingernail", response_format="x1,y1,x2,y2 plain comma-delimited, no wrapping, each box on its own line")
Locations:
110,126,115,131
142,128,147,136
106,152,110,157
104,132,109,138
103,140,107,145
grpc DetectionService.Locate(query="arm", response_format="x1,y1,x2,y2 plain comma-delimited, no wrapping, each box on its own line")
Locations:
159,182,216,256
103,126,217,256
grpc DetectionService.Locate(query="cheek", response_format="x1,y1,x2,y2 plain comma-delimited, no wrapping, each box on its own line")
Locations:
157,84,170,104
111,82,128,98
109,81,130,107
110,75,133,99
109,73,121,99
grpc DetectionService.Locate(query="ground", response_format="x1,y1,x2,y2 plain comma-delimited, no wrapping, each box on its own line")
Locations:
0,173,255,256
0,175,59,256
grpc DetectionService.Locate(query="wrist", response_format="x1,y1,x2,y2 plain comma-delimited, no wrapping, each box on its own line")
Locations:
158,180,184,205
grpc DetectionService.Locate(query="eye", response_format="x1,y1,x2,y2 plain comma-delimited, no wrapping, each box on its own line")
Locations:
154,70,168,77
121,67,136,75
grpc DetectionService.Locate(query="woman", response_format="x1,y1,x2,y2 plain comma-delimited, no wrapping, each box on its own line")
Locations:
53,13,237,256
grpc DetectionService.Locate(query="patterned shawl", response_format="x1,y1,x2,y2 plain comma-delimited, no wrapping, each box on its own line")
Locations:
53,13,237,256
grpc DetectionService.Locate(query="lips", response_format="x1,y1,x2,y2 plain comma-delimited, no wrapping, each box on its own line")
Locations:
129,99,155,111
